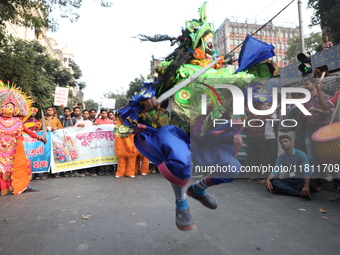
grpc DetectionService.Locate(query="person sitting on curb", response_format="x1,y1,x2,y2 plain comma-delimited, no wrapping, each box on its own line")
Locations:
265,135,317,200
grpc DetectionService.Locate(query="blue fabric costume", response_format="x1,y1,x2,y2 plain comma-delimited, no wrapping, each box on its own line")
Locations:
115,2,275,230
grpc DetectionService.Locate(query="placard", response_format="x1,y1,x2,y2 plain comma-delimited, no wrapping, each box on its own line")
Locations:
54,87,69,106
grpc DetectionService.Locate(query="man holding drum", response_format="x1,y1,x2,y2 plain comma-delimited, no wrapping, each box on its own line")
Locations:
316,82,340,201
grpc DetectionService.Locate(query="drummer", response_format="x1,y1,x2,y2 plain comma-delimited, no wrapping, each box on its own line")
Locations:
316,82,340,199
316,82,340,111
300,77,333,188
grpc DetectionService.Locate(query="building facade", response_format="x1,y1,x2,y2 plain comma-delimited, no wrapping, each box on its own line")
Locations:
214,19,300,69
5,18,77,97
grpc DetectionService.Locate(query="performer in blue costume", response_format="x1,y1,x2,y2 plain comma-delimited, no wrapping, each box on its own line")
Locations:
116,2,275,230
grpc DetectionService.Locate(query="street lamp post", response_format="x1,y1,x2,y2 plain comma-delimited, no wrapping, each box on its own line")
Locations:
298,0,305,52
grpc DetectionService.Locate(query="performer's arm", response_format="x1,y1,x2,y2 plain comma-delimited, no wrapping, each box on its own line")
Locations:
23,125,46,143
142,97,160,112
265,174,276,192
316,84,333,110
300,177,311,196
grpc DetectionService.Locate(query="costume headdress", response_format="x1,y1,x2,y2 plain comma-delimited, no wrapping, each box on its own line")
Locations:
0,80,34,119
185,2,213,52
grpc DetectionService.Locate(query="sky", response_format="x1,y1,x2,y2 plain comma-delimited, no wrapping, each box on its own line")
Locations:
47,0,320,103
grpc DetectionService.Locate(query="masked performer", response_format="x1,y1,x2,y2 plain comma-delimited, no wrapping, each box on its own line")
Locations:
116,2,275,230
0,81,46,196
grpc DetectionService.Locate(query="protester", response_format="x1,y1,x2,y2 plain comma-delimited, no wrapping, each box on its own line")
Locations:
52,106,60,119
94,108,114,175
41,106,63,178
74,109,93,128
72,106,83,121
265,135,316,200
59,107,77,128
94,109,114,125
24,108,43,180
24,108,42,131
74,110,96,176
89,109,97,123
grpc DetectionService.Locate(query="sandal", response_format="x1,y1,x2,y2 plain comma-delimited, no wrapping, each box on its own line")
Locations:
41,175,48,180
329,196,340,202
25,186,40,192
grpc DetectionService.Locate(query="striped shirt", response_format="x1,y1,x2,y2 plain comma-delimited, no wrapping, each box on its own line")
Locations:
300,94,332,128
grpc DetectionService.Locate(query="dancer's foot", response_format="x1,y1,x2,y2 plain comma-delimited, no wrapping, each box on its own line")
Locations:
24,186,40,192
176,207,194,231
187,185,218,209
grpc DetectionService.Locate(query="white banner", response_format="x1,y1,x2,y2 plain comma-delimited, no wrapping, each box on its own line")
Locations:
50,125,117,173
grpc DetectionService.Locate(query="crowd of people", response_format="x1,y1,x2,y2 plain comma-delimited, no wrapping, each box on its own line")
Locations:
23,76,340,203
23,104,157,180
234,77,340,201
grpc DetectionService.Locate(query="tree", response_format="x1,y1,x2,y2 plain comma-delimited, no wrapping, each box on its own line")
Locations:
0,39,85,110
0,0,113,45
126,75,146,99
84,99,99,111
104,74,154,110
308,0,340,44
104,87,129,111
284,32,322,62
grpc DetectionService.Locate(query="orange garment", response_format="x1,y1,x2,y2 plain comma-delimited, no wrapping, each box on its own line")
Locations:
115,134,137,177
12,137,32,194
135,153,149,176
189,47,224,69
0,117,38,195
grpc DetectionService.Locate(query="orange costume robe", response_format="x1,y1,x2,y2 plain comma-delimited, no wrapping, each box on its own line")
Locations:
0,116,39,195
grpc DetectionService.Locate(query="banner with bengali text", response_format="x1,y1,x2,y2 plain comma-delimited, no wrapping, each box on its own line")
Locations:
50,124,117,173
23,131,52,173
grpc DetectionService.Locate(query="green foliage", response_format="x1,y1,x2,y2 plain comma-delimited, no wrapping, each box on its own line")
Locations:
104,75,154,110
126,75,146,99
84,99,99,111
0,39,85,110
104,85,128,110
0,0,113,45
104,90,129,110
284,32,322,62
308,0,340,44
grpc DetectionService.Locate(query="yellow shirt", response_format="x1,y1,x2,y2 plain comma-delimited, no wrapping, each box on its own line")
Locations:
39,116,63,130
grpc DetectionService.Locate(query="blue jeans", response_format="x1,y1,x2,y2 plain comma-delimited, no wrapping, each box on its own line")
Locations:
271,178,315,197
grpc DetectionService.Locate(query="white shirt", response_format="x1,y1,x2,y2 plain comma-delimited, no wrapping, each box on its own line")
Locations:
74,119,93,128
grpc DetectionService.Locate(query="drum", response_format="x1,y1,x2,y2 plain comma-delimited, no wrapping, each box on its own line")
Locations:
312,121,340,165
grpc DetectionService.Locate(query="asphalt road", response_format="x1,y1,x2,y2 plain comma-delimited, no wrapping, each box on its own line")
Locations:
0,174,339,255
